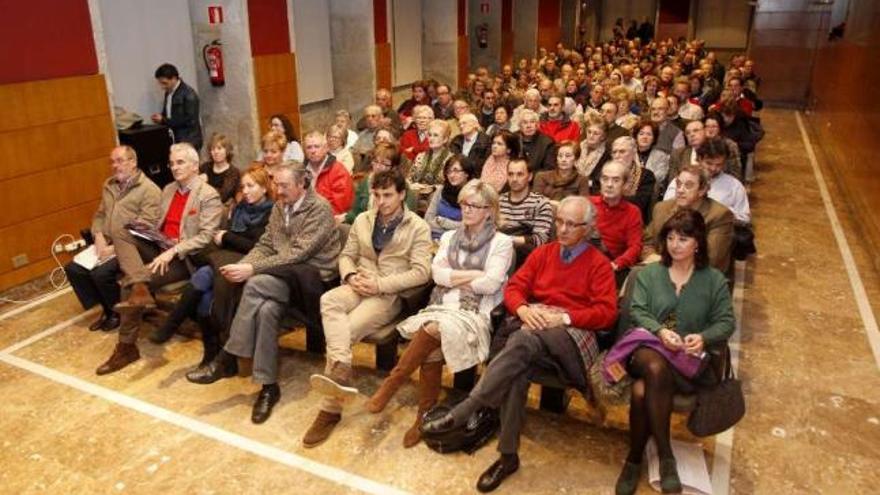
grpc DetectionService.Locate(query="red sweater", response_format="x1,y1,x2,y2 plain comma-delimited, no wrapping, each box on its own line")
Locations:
504,241,618,330
312,160,354,215
161,189,190,240
538,117,581,143
400,129,430,161
591,196,643,269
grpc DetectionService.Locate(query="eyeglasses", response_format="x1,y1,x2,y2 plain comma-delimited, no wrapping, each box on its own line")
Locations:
110,157,132,164
554,218,588,230
461,202,488,211
676,179,700,191
447,167,465,175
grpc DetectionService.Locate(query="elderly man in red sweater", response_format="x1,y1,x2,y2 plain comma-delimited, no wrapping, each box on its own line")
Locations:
538,94,581,143
302,131,354,217
423,195,618,493
590,159,643,286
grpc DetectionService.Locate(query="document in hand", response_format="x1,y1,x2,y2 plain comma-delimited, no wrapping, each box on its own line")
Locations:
73,245,116,271
646,438,713,495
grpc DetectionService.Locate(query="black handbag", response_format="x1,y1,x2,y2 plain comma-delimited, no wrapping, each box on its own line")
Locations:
732,224,756,260
687,359,745,437
420,401,500,454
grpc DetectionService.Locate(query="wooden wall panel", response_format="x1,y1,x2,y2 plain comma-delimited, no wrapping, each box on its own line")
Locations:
458,36,470,89
252,52,300,135
375,43,392,91
0,74,114,292
501,0,514,65
536,0,561,50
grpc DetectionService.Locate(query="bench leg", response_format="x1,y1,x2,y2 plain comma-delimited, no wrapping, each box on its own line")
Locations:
453,366,477,392
375,337,399,371
539,386,569,414
305,325,326,355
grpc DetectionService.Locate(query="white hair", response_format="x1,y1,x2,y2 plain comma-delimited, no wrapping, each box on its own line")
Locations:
559,195,596,228
169,143,199,165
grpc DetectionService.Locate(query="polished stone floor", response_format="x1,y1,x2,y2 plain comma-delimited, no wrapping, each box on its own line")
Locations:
1,109,878,494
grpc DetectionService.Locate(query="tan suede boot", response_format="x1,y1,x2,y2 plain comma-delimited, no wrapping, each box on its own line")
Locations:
366,329,441,414
403,361,444,448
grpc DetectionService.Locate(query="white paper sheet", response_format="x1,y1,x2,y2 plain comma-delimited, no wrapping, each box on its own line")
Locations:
646,438,713,495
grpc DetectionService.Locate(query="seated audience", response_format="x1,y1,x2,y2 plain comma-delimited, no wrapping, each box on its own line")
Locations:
643,163,734,272
498,159,555,266
577,116,611,181
432,83,455,120
303,170,433,448
534,140,591,205
356,89,403,135
326,124,355,173
517,109,556,172
480,130,520,193
65,146,161,333
510,88,546,132
398,80,432,127
200,133,241,205
609,86,639,131
663,138,751,224
590,160,643,285
613,209,735,495
366,180,514,448
255,130,289,177
187,163,342,425
600,101,632,148
334,110,359,150
425,155,476,240
667,119,707,186
400,105,434,161
703,115,742,181
486,105,512,136
634,121,671,191
302,131,355,217
262,114,304,163
150,166,274,372
450,113,492,173
422,196,618,493
352,104,385,158
610,136,657,223
97,143,222,375
649,97,686,154
477,89,498,128
409,119,454,193
345,144,415,224
538,94,581,143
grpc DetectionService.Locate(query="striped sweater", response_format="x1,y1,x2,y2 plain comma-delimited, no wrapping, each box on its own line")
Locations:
499,191,555,249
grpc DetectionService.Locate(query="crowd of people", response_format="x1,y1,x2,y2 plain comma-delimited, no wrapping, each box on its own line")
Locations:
66,34,762,493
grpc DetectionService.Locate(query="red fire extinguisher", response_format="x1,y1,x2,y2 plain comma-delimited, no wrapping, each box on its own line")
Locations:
203,40,225,87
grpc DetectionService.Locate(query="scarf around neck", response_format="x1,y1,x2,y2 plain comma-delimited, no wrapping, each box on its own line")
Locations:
230,198,274,233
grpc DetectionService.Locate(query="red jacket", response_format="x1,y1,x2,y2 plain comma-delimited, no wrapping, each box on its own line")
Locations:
504,241,618,330
400,128,430,161
590,196,643,269
539,116,581,143
312,159,354,215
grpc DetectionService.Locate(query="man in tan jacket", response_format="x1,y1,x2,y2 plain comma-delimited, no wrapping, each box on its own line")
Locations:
65,145,162,332
97,143,222,375
302,170,433,448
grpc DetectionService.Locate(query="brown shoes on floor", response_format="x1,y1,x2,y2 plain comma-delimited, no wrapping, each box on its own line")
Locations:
114,283,156,312
302,410,342,448
95,342,140,375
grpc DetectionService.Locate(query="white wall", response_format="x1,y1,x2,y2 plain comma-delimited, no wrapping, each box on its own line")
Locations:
513,0,538,62
292,0,335,104
391,0,423,86
99,0,198,119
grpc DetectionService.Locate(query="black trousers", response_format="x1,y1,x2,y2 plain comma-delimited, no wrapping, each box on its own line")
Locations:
64,258,121,314
132,237,191,291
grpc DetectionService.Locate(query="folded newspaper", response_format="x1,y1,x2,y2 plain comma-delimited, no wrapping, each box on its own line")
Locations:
126,221,174,250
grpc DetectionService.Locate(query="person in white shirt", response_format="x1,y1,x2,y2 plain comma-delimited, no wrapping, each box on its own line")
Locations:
663,138,750,224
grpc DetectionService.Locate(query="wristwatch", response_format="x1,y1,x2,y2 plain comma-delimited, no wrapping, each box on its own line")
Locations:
561,313,571,326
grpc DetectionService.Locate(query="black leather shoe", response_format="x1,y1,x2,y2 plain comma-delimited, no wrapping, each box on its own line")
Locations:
89,314,110,331
186,352,237,384
476,456,520,493
251,386,280,424
421,412,455,434
101,312,121,331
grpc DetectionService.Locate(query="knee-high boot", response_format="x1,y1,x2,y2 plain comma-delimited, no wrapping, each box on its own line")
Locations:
366,329,441,413
403,361,443,448
197,315,220,367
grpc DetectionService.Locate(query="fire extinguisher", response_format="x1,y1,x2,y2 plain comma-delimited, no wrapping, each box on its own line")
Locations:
203,40,225,87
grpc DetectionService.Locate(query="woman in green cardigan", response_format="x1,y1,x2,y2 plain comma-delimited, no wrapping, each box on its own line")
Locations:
343,143,415,224
616,209,735,495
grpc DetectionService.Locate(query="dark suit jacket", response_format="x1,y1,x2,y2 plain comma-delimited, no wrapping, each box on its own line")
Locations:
518,132,557,172
450,131,492,175
162,80,203,150
643,197,734,272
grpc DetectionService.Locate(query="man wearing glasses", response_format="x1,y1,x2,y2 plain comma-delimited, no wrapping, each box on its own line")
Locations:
422,196,618,492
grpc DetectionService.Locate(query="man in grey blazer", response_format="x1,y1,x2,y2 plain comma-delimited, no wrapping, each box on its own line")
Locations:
97,143,222,376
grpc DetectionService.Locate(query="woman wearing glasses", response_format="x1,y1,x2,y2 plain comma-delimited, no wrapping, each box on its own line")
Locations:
366,179,514,448
425,155,475,240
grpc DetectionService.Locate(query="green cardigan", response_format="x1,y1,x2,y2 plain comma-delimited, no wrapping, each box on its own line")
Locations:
627,262,735,346
344,175,417,224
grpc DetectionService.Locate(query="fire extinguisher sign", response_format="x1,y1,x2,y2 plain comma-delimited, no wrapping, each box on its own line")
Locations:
208,6,224,24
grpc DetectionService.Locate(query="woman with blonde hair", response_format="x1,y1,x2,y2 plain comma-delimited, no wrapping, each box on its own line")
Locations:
366,179,514,448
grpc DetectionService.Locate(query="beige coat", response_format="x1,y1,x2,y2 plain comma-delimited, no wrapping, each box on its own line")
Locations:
643,197,734,272
340,208,433,295
91,171,162,240
159,176,223,259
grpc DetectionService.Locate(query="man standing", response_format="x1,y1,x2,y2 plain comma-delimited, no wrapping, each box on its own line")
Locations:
151,64,203,151
303,171,433,447
188,163,342,424
97,143,222,375
422,196,618,493
65,146,161,332
498,159,555,266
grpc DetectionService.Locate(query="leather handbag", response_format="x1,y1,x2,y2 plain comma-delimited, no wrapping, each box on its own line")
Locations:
687,359,745,437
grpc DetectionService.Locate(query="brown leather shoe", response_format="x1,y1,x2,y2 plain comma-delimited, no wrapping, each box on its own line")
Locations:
115,283,156,312
96,343,140,375
302,410,342,448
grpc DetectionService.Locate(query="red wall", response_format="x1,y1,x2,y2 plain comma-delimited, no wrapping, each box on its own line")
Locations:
247,0,291,56
0,0,97,84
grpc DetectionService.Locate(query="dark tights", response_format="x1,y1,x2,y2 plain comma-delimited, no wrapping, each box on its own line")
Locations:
626,347,676,463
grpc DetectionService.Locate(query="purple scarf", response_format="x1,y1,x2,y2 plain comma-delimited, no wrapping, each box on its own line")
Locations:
602,328,704,383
